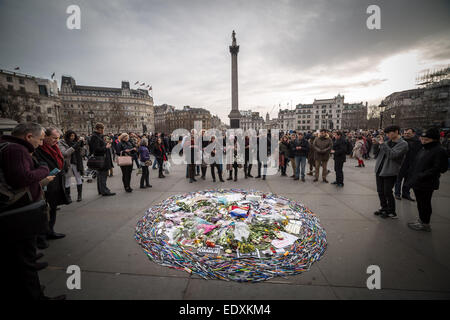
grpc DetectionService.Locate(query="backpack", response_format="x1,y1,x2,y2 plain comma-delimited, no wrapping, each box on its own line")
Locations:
0,142,33,210
345,139,352,155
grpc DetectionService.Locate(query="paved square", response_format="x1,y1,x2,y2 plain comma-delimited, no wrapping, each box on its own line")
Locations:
39,159,450,299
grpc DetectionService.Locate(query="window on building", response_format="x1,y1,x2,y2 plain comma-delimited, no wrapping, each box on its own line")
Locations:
6,76,13,82
26,115,32,121
47,108,52,114
19,79,25,85
7,85,13,91
20,87,26,93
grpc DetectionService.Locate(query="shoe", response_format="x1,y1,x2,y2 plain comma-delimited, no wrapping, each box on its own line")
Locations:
125,188,133,193
219,178,225,182
189,179,194,183
323,179,329,183
395,195,402,200
192,178,197,182
35,252,44,261
313,178,318,182
248,174,254,178
355,165,361,167
381,212,398,219
47,232,66,240
140,186,147,189
234,177,237,182
362,163,365,167
402,195,416,202
374,209,386,216
331,181,338,185
307,172,313,176
262,176,266,180
34,261,48,271
301,177,305,182
337,183,344,187
76,184,82,202
146,185,152,188
293,177,299,181
65,187,72,204
36,237,49,249
407,220,431,232
213,178,216,182
102,192,116,196
290,175,295,178
42,294,66,300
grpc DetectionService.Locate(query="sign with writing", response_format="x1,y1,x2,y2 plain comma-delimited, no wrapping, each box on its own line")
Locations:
197,247,221,255
236,249,261,259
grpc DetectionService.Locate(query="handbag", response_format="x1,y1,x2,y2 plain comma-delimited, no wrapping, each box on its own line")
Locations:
163,161,171,174
87,155,105,170
0,200,48,240
117,154,133,166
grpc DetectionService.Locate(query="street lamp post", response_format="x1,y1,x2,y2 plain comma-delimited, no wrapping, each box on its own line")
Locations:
391,113,396,125
379,105,386,129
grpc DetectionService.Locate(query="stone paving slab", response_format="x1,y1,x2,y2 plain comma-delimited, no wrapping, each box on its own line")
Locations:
39,158,450,299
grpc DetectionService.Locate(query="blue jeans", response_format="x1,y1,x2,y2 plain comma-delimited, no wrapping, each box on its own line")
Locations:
152,155,159,169
295,156,306,179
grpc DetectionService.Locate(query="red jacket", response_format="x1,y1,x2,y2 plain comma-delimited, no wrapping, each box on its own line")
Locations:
0,135,49,202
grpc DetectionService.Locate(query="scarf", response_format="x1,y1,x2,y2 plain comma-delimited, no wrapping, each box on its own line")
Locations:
41,142,64,170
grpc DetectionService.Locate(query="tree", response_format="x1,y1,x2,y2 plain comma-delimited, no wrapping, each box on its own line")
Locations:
109,98,132,133
0,86,39,122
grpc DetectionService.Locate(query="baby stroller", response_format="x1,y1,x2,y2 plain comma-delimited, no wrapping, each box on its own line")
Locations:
83,167,97,183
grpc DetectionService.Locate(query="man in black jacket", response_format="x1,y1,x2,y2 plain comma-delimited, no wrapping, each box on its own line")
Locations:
290,132,309,181
89,123,115,196
331,131,347,187
394,128,421,201
407,128,448,232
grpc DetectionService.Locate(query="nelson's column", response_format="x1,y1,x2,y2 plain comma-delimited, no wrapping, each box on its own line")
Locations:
228,30,241,128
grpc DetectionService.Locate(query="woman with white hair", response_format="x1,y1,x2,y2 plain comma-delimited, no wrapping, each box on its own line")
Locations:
138,138,152,188
116,133,136,192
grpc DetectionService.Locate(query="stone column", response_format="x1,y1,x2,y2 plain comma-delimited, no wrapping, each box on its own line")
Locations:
228,30,241,129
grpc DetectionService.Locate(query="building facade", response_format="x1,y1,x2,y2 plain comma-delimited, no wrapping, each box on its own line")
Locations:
341,102,368,130
165,106,213,134
310,94,344,131
380,79,450,129
154,104,176,133
59,76,154,135
240,110,265,131
0,69,61,127
294,104,314,131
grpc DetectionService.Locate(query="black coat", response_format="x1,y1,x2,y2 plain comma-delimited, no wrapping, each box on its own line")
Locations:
33,147,69,208
400,136,422,174
333,138,347,162
408,141,448,191
89,132,113,170
117,140,136,156
289,138,310,157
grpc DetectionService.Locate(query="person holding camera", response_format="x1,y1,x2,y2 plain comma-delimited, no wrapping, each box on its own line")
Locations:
117,133,136,192
89,123,115,196
372,126,408,219
138,138,152,189
58,130,85,202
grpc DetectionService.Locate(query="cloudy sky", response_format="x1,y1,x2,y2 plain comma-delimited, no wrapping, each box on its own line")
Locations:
1,0,449,123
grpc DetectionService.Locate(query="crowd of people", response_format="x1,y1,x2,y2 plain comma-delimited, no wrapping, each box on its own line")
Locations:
0,120,449,300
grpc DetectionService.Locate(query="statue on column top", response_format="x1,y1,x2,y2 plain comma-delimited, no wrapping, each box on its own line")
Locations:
232,30,236,45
